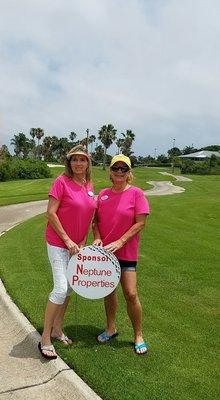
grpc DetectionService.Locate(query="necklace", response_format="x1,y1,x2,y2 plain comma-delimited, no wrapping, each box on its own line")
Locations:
72,177,86,186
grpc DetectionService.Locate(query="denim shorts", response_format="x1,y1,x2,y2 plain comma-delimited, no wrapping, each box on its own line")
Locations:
118,259,137,272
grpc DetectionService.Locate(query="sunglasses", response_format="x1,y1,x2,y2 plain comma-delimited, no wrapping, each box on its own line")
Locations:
110,165,130,173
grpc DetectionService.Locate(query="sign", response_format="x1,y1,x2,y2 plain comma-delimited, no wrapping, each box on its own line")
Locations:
66,245,121,299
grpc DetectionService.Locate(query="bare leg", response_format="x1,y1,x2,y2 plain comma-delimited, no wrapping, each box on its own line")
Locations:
40,300,62,357
104,291,118,335
52,296,71,337
121,271,146,352
41,245,71,355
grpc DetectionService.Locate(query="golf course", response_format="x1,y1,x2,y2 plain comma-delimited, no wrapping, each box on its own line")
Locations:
0,166,219,400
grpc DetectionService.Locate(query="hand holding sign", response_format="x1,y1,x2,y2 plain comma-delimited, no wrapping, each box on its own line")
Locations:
66,245,121,299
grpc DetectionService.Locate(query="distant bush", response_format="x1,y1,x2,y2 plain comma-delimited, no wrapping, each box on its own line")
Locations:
180,158,220,175
0,159,52,181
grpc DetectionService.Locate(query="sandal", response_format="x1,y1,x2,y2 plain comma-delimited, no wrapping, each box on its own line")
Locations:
134,342,149,355
96,331,118,344
38,342,57,360
52,334,73,346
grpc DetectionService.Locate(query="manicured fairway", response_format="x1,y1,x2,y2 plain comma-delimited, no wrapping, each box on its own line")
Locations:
0,170,219,400
0,166,173,206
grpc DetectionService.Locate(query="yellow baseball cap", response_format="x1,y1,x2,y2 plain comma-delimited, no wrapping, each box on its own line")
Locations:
110,154,131,169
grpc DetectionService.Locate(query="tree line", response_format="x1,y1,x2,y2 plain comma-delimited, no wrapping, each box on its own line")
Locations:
0,124,219,168
0,124,136,169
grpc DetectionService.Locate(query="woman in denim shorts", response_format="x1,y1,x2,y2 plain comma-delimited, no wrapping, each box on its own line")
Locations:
38,145,96,360
93,154,150,355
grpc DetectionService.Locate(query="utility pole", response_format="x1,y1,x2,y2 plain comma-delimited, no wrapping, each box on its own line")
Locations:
86,128,89,152
172,138,176,173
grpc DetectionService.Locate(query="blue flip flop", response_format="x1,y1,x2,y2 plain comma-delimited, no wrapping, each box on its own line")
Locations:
134,342,149,355
96,331,118,343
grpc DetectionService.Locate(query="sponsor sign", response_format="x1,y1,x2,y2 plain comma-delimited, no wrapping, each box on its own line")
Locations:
66,245,121,299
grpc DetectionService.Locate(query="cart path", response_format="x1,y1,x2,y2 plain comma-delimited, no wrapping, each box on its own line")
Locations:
0,200,48,235
144,180,185,196
159,172,192,181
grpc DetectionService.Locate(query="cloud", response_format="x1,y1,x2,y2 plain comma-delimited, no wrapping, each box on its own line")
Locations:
0,0,220,156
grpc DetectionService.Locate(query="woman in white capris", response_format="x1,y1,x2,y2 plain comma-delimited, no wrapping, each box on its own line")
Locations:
38,145,96,360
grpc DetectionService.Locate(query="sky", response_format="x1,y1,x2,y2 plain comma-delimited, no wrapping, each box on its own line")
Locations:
0,0,220,157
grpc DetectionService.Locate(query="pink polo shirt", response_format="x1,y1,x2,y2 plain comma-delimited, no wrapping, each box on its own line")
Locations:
45,175,96,248
97,186,150,261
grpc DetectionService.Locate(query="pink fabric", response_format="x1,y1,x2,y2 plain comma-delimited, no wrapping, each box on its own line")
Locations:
45,175,96,248
97,186,150,261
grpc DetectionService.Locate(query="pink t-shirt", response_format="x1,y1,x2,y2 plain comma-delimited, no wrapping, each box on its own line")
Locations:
97,186,150,261
45,175,96,248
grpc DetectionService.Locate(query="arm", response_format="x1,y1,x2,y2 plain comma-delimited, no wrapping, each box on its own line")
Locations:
47,196,79,254
92,211,103,246
79,230,90,248
78,236,87,248
104,214,147,253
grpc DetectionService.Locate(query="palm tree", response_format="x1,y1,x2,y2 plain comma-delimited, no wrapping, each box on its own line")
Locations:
10,133,31,158
29,129,38,157
30,128,44,158
69,131,77,141
35,128,44,146
50,136,60,162
167,147,182,158
69,131,77,147
120,130,135,156
42,136,53,161
92,144,104,165
57,138,70,162
98,124,117,169
182,145,197,155
115,137,124,154
30,128,36,140
88,134,96,153
47,137,70,162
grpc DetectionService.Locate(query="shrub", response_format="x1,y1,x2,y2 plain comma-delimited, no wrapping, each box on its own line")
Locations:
180,159,220,175
0,159,52,181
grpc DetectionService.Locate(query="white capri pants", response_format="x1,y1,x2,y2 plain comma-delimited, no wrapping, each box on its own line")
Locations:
47,243,73,304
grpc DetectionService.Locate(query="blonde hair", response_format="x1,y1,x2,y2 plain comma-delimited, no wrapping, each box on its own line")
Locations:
64,144,92,182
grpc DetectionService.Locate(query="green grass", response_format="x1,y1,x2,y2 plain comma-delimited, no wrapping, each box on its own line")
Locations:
0,170,219,399
0,165,175,206
0,167,62,206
